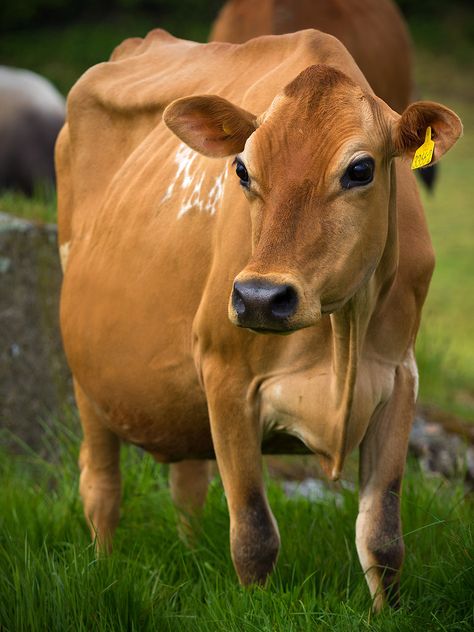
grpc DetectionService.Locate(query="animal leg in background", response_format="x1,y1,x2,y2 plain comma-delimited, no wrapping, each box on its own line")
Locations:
356,355,417,611
76,381,122,552
169,460,210,536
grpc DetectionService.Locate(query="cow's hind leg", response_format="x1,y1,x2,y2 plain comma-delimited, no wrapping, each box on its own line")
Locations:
169,460,210,537
356,354,417,611
75,382,121,553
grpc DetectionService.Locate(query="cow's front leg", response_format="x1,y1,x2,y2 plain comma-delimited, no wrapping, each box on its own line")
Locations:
356,357,417,611
205,373,280,585
75,382,121,553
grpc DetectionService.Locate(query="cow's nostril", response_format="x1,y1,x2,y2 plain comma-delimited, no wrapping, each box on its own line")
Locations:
270,285,298,319
232,285,246,316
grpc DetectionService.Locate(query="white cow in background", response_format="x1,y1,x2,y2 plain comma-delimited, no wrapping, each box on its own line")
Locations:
0,66,65,196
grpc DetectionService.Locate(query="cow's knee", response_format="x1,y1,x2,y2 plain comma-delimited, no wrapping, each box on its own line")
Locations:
230,491,280,585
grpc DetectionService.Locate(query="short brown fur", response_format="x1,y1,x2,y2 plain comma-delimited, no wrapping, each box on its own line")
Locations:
57,28,461,613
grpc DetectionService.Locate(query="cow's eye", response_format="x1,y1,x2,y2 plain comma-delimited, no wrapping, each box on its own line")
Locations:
341,157,375,189
234,158,250,187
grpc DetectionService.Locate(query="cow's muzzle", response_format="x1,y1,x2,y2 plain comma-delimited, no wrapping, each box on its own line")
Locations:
231,280,298,332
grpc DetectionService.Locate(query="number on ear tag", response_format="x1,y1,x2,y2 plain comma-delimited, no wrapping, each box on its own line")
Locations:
411,126,435,170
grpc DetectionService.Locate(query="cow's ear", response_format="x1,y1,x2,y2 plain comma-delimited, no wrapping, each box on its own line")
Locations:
393,101,462,164
163,95,257,158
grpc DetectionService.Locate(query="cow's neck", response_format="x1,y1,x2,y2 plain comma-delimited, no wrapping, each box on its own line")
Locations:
325,163,399,480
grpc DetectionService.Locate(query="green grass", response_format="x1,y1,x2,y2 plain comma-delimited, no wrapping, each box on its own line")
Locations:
0,419,473,631
0,187,56,224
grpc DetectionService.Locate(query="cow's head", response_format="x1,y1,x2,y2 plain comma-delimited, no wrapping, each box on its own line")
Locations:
164,65,461,333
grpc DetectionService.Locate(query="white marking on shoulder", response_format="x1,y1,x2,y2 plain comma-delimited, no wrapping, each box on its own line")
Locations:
161,182,175,202
205,171,225,215
177,172,205,219
161,142,227,218
59,241,71,272
403,347,419,401
176,143,197,188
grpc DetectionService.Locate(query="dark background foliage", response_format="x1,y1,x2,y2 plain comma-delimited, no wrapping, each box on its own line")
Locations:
1,0,221,32
1,0,473,32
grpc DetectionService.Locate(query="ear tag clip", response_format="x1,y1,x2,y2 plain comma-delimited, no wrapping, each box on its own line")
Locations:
411,126,435,170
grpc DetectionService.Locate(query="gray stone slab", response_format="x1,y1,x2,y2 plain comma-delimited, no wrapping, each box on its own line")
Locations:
0,212,74,454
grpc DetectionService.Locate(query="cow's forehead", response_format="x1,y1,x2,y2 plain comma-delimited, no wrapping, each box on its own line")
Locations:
245,65,384,183
283,64,359,102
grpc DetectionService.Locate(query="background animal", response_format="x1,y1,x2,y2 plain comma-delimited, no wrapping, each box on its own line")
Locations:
0,66,65,196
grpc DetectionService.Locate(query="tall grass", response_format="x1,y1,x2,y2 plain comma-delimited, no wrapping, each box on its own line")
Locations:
0,419,473,631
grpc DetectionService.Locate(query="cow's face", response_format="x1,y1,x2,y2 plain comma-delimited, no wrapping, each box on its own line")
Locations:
164,65,461,333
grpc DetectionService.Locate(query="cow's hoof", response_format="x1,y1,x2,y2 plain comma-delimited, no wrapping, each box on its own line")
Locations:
231,523,280,585
233,539,280,585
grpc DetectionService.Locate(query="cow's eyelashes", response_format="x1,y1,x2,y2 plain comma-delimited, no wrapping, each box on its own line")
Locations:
341,157,375,189
233,157,250,188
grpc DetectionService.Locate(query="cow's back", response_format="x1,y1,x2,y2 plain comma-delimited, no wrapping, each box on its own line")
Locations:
210,0,413,113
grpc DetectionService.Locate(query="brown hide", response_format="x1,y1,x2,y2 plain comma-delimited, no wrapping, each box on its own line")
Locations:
210,0,413,114
57,29,461,609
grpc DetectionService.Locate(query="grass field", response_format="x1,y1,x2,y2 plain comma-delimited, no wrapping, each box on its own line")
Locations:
0,419,473,631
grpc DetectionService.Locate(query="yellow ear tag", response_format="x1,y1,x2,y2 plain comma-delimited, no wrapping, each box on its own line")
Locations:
411,126,435,170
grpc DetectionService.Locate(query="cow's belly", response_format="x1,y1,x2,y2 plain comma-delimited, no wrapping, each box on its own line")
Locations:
61,222,218,460
259,357,397,464
66,317,214,460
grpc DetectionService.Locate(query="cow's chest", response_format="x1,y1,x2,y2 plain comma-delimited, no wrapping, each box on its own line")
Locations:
258,358,397,465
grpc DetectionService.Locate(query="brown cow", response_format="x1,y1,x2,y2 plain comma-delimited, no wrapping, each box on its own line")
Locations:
56,29,461,611
210,0,438,190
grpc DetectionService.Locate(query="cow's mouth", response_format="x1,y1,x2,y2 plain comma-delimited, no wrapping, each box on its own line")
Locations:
248,326,295,336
